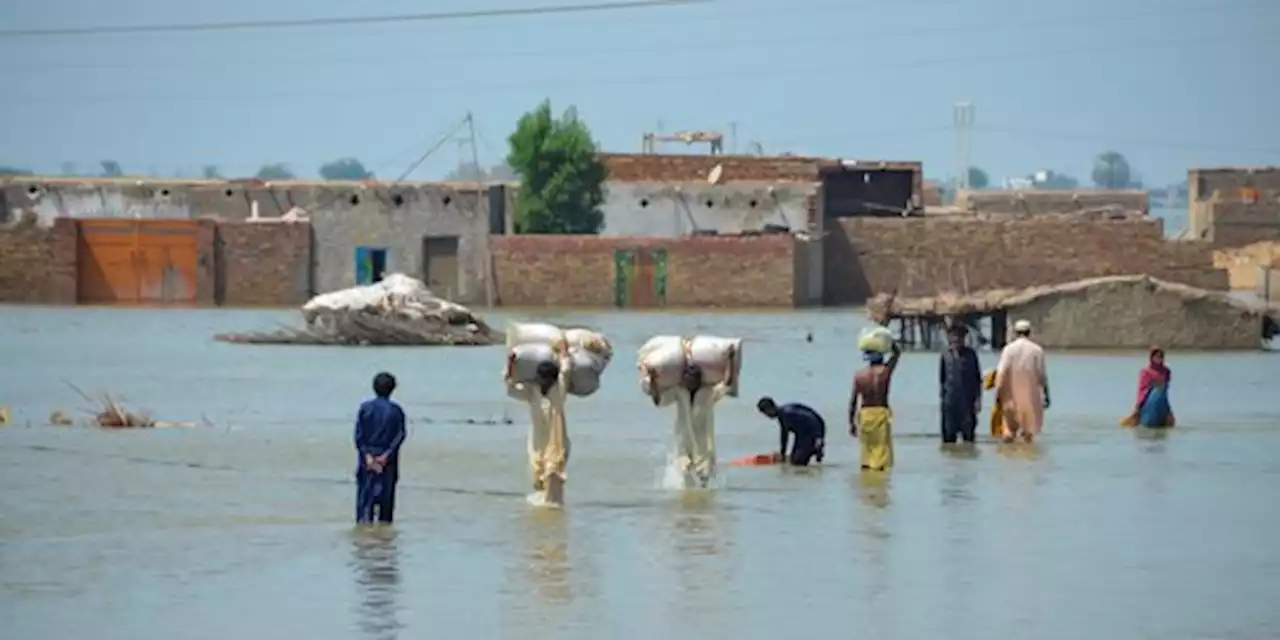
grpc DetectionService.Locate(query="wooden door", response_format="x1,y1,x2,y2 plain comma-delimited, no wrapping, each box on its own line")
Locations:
422,236,459,299
77,220,198,304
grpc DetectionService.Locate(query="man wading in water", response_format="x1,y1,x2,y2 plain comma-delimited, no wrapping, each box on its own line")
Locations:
354,372,407,525
650,358,734,489
850,342,902,471
506,345,573,506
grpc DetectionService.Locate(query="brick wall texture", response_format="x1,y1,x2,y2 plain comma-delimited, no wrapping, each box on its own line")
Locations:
0,217,311,306
0,215,76,304
489,234,802,308
601,153,824,183
216,221,314,306
824,215,1227,303
956,189,1149,215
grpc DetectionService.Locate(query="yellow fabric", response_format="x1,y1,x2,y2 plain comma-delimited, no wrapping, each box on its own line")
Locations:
983,369,1002,437
857,407,894,471
507,362,572,500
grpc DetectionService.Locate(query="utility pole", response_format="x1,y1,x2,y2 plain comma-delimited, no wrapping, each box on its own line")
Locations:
466,111,496,310
953,102,975,191
729,121,738,154
465,111,481,178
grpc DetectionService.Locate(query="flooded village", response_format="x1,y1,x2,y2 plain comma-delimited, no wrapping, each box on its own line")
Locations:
1,152,1277,349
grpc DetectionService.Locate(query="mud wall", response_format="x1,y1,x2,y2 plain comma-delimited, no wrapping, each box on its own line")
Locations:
955,189,1149,215
824,215,1227,304
0,216,77,304
216,222,314,306
0,177,503,304
1010,283,1262,350
489,234,805,308
599,182,819,236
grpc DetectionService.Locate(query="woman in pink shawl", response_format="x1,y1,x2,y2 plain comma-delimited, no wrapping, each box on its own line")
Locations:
1134,348,1174,428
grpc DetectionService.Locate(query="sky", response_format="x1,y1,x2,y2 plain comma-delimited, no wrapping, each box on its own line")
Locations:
0,0,1276,185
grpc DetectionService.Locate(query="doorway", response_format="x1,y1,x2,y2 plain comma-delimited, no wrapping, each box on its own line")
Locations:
355,247,388,285
421,236,459,299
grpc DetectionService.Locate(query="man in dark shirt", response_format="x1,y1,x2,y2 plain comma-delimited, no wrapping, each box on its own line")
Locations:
939,325,982,444
355,372,407,524
757,397,826,466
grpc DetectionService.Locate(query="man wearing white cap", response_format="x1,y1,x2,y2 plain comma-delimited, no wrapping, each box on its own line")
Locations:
994,319,1050,442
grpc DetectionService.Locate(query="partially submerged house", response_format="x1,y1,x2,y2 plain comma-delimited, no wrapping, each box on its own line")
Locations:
868,275,1279,350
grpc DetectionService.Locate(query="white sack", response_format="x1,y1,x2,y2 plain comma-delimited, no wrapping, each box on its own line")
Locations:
505,323,612,398
857,325,894,354
637,335,743,398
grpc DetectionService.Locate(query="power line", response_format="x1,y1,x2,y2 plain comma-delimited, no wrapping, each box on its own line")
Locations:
0,0,710,39
0,31,1265,105
2,1,1257,73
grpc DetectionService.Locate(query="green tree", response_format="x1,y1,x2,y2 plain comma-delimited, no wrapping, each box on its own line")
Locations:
202,165,222,179
966,166,990,189
318,157,373,181
0,164,32,175
1092,151,1132,189
255,163,296,180
100,160,123,177
506,100,606,234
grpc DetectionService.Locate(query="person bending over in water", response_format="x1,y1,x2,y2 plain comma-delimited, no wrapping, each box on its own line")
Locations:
506,349,572,505
756,398,826,466
650,357,735,488
355,372,407,524
850,342,902,471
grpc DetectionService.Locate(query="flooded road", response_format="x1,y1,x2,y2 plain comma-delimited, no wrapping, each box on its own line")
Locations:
2,305,1279,640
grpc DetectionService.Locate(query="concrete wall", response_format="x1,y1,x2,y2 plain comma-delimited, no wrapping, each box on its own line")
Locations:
824,215,1227,304
599,181,820,236
0,215,76,304
955,189,1149,215
216,221,314,306
1189,201,1280,248
0,177,499,303
1009,282,1262,350
489,234,805,308
1189,166,1280,203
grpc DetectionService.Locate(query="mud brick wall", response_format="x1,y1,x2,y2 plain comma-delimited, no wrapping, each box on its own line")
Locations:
489,234,801,307
1189,166,1280,202
216,221,313,306
824,216,1226,303
1204,202,1280,248
600,153,824,183
0,216,77,304
955,189,1149,215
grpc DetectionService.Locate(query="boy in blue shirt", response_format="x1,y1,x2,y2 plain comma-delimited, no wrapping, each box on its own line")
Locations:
354,372,407,524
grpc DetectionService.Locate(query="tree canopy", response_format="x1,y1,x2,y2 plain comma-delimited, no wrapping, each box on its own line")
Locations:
256,163,296,180
1092,151,1132,189
319,157,373,181
506,100,606,234
100,160,123,177
967,166,990,189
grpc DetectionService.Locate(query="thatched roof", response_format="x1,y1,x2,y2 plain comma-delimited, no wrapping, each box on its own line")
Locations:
867,275,1279,323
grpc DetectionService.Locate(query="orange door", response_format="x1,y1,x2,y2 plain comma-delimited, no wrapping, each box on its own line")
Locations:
77,220,199,304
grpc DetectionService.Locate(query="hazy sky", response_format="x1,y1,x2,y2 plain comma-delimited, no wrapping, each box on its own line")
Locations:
1,0,1276,184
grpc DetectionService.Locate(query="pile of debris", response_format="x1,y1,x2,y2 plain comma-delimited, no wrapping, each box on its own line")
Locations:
215,273,503,346
58,382,195,429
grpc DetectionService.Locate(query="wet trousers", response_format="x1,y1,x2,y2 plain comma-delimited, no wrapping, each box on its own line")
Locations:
940,402,977,443
356,466,397,524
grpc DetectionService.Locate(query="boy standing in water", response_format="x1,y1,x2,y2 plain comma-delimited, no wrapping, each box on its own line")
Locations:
506,348,573,505
850,342,902,471
355,372,407,524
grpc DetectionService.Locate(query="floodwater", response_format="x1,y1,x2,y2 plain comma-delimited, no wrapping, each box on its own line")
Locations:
2,305,1279,640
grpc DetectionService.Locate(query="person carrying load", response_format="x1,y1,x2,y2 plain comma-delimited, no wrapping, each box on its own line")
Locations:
505,339,573,506
640,336,739,489
850,326,902,471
